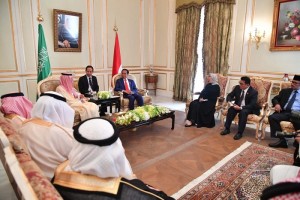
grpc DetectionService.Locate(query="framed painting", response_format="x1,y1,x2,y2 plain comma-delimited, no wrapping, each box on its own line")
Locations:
270,0,300,51
53,9,82,52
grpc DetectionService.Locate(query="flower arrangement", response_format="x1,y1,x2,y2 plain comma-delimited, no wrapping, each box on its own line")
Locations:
97,91,110,99
281,9,300,40
115,105,171,125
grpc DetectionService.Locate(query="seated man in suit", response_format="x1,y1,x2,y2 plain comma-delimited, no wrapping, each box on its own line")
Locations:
220,76,260,140
78,65,107,116
114,69,144,110
268,75,300,148
78,65,99,97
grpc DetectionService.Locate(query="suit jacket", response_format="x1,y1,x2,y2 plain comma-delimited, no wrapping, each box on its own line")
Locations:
78,75,99,96
272,88,293,109
114,78,138,94
226,85,261,113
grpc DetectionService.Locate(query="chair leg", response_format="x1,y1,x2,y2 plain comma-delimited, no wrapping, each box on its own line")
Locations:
255,123,260,140
261,123,267,140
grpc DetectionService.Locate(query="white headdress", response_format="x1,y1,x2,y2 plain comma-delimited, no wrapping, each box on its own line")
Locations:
67,118,134,180
31,91,74,128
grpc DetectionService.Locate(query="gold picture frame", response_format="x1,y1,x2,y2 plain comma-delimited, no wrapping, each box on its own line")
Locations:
53,9,82,52
270,0,300,51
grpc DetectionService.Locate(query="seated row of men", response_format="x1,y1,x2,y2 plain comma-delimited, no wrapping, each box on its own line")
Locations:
78,66,144,111
186,74,300,147
0,91,173,199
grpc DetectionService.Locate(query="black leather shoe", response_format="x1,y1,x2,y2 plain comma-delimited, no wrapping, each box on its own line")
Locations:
233,133,243,140
220,129,230,135
268,139,288,148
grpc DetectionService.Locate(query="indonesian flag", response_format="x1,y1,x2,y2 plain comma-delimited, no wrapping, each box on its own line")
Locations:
112,32,122,77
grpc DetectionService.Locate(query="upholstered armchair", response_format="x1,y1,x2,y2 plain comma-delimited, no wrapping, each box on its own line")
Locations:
37,75,81,125
261,82,294,138
112,74,152,111
185,74,228,118
220,77,273,139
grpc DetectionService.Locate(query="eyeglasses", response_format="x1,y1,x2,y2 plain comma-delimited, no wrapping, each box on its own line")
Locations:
239,82,246,85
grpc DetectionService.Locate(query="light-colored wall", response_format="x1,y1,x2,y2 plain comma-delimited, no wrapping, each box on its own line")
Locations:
1,0,297,103
229,0,299,80
0,0,176,102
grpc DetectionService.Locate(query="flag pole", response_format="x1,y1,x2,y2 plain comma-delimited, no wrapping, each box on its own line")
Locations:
36,0,51,94
111,24,122,88
37,0,43,23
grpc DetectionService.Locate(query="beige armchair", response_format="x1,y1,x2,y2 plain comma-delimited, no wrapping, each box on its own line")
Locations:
261,82,294,138
185,74,228,118
37,75,81,125
220,77,273,139
112,74,152,111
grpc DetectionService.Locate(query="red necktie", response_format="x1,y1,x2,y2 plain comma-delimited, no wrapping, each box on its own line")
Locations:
124,79,130,92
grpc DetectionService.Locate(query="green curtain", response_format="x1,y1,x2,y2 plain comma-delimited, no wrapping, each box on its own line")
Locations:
203,0,235,75
174,5,202,101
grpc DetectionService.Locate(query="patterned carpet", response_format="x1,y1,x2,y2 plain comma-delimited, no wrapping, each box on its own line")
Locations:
172,142,293,200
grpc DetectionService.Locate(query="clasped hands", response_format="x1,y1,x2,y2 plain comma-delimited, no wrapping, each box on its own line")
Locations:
199,98,208,102
228,101,242,110
122,90,133,95
274,104,282,113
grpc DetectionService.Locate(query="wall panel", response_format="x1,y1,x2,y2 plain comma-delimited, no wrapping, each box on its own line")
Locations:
0,81,20,96
26,79,37,102
20,0,36,72
0,0,17,71
154,0,168,67
107,0,141,67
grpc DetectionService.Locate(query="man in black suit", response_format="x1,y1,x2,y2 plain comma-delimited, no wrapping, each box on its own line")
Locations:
220,76,260,140
78,65,107,116
268,75,300,148
78,65,99,97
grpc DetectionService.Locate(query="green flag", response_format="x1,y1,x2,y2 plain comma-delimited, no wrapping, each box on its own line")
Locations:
37,24,51,83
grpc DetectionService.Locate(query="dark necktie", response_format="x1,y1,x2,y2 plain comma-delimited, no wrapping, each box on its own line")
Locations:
88,77,93,87
237,90,245,106
285,91,298,111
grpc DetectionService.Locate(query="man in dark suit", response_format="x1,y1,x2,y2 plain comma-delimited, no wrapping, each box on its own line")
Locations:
114,69,144,110
78,65,99,97
78,65,107,116
268,75,300,148
220,76,260,140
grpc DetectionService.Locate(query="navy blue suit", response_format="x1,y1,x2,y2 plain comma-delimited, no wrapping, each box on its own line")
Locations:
114,78,144,110
268,88,294,137
225,85,260,135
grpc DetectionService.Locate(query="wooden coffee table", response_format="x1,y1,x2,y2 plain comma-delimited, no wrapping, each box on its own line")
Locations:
89,96,120,115
114,110,175,132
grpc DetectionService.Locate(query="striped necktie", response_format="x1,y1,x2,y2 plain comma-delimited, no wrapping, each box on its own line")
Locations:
285,91,298,111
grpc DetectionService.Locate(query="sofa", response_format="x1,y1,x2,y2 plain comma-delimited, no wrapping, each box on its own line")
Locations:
0,117,63,200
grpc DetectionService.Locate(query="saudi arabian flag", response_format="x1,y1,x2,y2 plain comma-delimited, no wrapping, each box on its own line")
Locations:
37,24,51,83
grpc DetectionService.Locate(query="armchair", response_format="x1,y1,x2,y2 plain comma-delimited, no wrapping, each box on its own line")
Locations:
185,74,228,118
37,75,81,125
220,77,272,139
261,82,294,138
112,74,152,111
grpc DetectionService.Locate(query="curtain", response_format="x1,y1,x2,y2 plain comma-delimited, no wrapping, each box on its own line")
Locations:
174,4,202,101
203,0,235,75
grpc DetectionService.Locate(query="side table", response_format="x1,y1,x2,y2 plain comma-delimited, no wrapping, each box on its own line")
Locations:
145,73,158,95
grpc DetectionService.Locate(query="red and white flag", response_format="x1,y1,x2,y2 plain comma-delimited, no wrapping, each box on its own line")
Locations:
112,32,122,77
